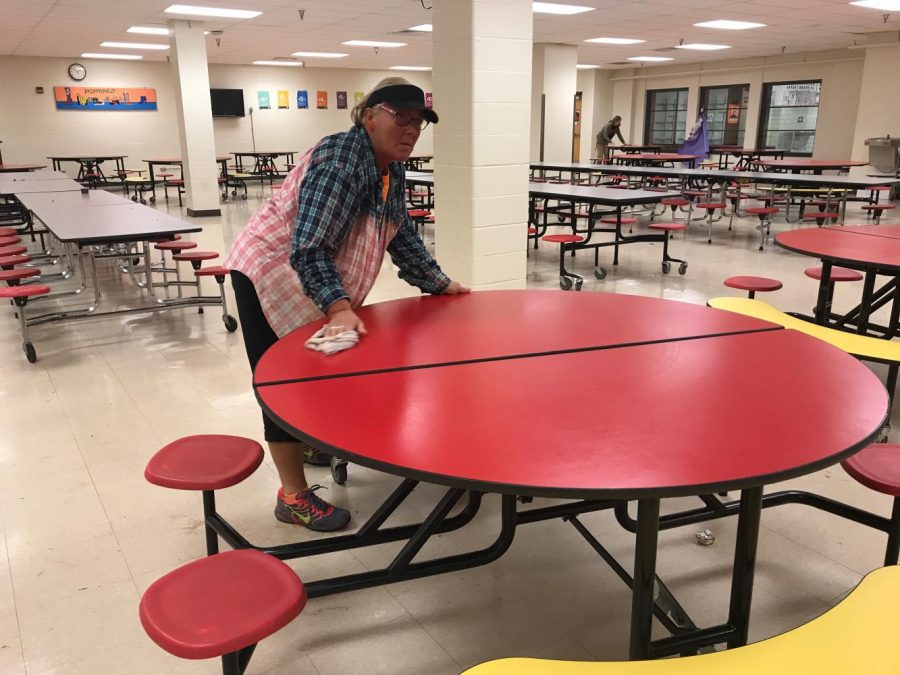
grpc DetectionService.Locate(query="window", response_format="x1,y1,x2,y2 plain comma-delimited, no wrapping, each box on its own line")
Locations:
644,88,689,148
757,80,821,156
700,84,750,147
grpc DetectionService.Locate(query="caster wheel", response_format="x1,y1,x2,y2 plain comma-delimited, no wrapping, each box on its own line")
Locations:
241,194,248,200
662,261,671,274
330,456,348,485
132,257,141,266
149,196,156,203
198,307,204,314
574,279,583,291
678,262,688,275
559,275,573,290
140,199,147,205
594,268,607,280
231,190,237,197
24,342,36,363
517,495,534,504
557,214,567,223
131,196,138,202
223,314,238,332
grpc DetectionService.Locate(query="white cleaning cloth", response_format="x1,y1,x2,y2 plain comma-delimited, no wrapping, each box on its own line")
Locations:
304,327,360,356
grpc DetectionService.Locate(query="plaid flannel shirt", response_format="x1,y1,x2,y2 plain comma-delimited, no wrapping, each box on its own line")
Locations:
226,124,450,337
290,124,450,312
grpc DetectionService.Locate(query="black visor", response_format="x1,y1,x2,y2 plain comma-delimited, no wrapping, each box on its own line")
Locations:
366,84,438,124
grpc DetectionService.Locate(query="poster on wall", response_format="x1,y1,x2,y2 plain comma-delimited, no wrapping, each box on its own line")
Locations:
425,92,433,109
353,91,365,105
297,90,309,109
336,91,348,109
257,91,270,109
726,103,740,125
54,86,157,110
316,91,328,109
277,90,290,109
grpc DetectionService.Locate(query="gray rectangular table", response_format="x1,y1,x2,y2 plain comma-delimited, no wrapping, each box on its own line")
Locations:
13,191,222,342
0,178,84,195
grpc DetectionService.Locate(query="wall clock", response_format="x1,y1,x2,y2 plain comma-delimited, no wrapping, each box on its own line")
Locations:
68,63,86,81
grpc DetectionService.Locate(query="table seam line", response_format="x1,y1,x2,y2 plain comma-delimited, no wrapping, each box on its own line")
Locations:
253,324,784,388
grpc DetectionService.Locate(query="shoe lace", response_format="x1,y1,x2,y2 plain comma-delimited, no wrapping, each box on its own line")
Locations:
304,484,332,516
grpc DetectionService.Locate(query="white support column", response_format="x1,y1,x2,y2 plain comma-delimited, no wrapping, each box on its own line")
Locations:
432,0,532,290
168,19,220,216
531,43,577,162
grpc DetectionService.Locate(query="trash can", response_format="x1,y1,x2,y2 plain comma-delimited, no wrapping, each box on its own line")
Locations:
865,136,900,174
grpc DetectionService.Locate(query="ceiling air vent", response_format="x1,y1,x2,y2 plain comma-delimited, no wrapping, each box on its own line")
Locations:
608,61,632,65
271,56,300,62
653,47,677,52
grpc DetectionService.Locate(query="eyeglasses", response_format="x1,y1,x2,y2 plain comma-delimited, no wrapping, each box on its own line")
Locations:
377,104,430,131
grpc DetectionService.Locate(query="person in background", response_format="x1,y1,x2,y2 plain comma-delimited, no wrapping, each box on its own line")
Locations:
595,115,627,161
225,77,469,532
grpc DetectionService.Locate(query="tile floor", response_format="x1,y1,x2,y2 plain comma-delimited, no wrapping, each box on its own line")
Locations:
0,181,897,674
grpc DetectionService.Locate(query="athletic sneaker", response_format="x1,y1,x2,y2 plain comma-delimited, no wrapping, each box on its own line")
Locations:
274,485,351,532
302,445,332,466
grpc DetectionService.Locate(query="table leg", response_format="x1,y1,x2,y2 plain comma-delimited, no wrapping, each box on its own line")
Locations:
858,270,878,335
814,261,833,324
726,486,763,648
629,497,660,660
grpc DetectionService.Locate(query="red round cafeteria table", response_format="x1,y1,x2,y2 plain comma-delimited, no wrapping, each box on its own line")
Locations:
254,290,887,660
776,226,900,334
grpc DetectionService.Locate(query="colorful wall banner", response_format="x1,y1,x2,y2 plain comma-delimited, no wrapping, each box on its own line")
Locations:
257,91,270,109
353,91,365,105
316,90,328,109
54,86,157,111
336,91,348,109
277,90,289,109
297,90,309,109
425,92,433,109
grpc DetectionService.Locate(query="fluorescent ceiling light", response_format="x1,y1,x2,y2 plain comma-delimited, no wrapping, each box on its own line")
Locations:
100,41,169,50
389,65,432,71
81,52,143,60
290,51,348,58
127,26,170,35
694,19,766,29
253,60,303,66
164,4,261,19
585,37,645,45
408,24,433,31
533,2,595,14
850,0,900,9
577,64,601,69
342,40,406,48
677,43,731,50
627,56,673,62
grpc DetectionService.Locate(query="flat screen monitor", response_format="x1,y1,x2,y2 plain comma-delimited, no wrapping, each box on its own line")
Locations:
210,88,245,117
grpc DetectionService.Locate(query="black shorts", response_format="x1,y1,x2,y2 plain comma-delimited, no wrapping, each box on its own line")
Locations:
230,270,298,443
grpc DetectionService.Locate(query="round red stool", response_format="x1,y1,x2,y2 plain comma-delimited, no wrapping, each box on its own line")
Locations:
0,227,19,238
660,197,690,222
193,266,238,332
842,443,900,565
724,275,783,299
696,202,727,244
0,284,50,363
0,235,22,247
0,267,40,285
140,549,306,672
805,266,863,319
862,203,895,224
542,233,585,290
802,211,839,226
0,245,27,258
146,435,264,553
647,223,688,275
0,254,32,269
745,207,780,251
